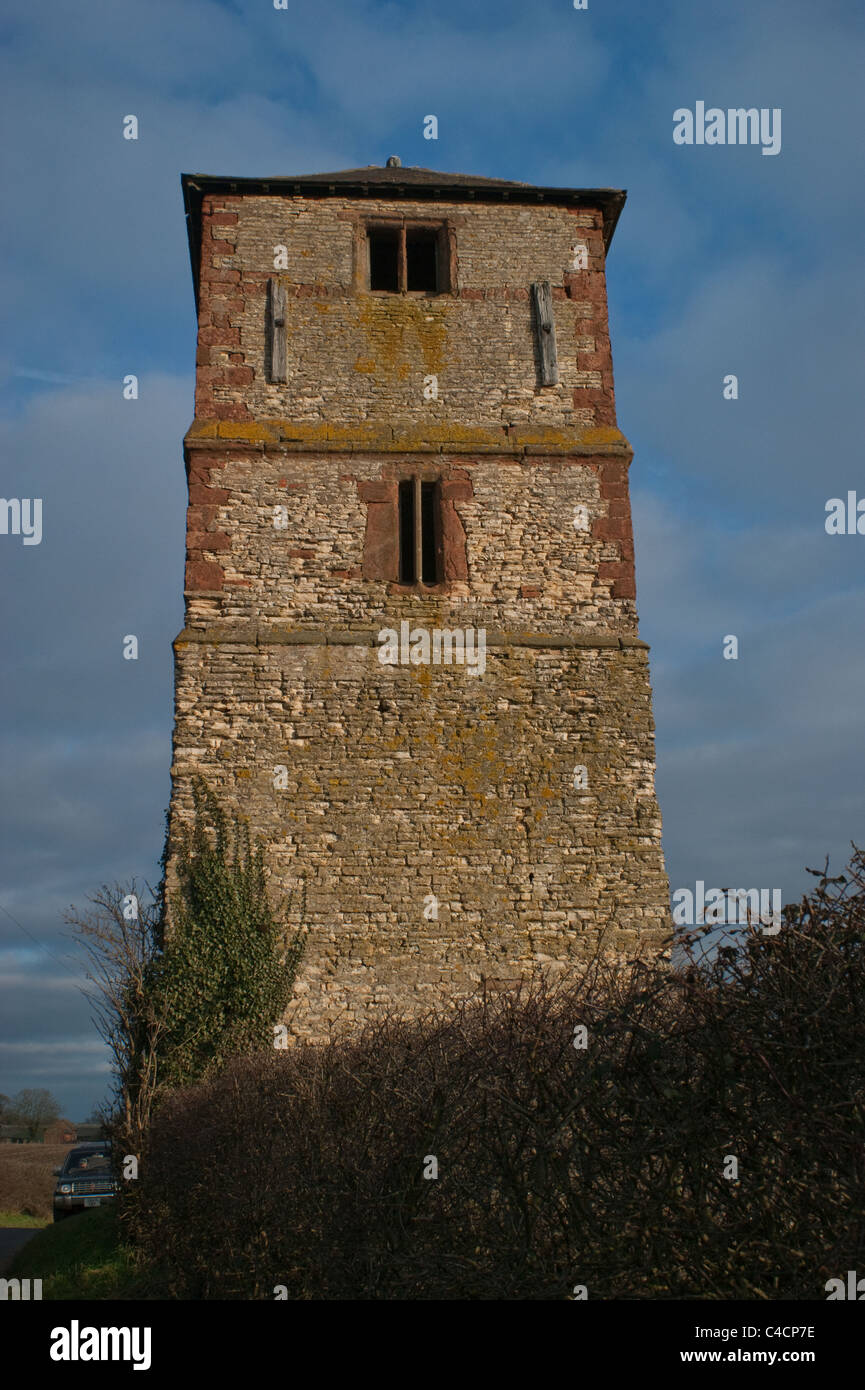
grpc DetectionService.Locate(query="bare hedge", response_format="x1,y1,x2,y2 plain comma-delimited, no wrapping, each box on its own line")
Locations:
126,854,865,1299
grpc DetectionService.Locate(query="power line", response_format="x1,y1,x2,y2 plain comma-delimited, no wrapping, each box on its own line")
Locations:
0,898,83,980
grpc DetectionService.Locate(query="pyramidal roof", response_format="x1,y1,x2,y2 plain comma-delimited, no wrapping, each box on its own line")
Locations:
262,163,545,190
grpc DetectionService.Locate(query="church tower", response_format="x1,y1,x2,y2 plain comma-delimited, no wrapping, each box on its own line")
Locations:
168,161,670,1039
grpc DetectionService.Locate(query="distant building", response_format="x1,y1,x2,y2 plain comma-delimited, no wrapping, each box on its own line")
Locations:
0,1118,78,1144
44,1119,77,1145
0,1125,29,1144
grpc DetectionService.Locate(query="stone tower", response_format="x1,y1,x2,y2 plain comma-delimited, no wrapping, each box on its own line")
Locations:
168,161,670,1040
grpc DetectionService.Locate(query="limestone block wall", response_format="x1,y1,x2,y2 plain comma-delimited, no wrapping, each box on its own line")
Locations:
181,447,639,631
169,634,668,1040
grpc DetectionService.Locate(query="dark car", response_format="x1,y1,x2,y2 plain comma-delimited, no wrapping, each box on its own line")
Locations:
52,1141,119,1221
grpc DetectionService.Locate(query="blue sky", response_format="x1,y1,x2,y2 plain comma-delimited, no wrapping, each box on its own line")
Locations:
1,0,863,1119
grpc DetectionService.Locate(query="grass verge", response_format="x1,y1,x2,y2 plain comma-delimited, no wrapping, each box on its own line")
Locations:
0,1210,49,1228
8,1205,160,1299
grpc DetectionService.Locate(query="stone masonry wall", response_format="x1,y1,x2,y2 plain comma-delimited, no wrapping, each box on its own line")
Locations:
170,634,668,1040
182,448,638,631
195,195,617,429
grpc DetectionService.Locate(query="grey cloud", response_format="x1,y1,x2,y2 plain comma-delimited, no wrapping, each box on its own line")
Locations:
1,0,862,1114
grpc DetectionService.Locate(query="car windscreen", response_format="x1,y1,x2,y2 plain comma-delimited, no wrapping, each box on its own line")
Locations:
62,1153,112,1175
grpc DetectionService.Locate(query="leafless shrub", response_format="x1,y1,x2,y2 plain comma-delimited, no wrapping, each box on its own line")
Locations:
64,880,166,1156
127,849,865,1300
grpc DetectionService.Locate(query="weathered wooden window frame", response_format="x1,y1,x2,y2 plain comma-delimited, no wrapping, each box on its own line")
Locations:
364,220,452,296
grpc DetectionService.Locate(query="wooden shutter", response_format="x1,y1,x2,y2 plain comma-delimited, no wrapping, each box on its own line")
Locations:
531,280,558,386
267,278,287,384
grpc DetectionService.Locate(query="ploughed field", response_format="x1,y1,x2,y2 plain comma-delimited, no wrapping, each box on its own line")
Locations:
0,1142,75,1221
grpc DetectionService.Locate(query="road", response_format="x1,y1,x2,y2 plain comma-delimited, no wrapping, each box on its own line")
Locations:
0,1227,40,1274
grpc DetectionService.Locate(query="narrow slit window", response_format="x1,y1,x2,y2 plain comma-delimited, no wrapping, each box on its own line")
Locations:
397,478,442,586
420,481,439,583
398,480,416,584
369,229,400,292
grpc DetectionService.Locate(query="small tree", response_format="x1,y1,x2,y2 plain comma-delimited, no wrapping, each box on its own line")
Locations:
155,777,304,1090
65,879,167,1154
66,781,304,1153
11,1088,60,1142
